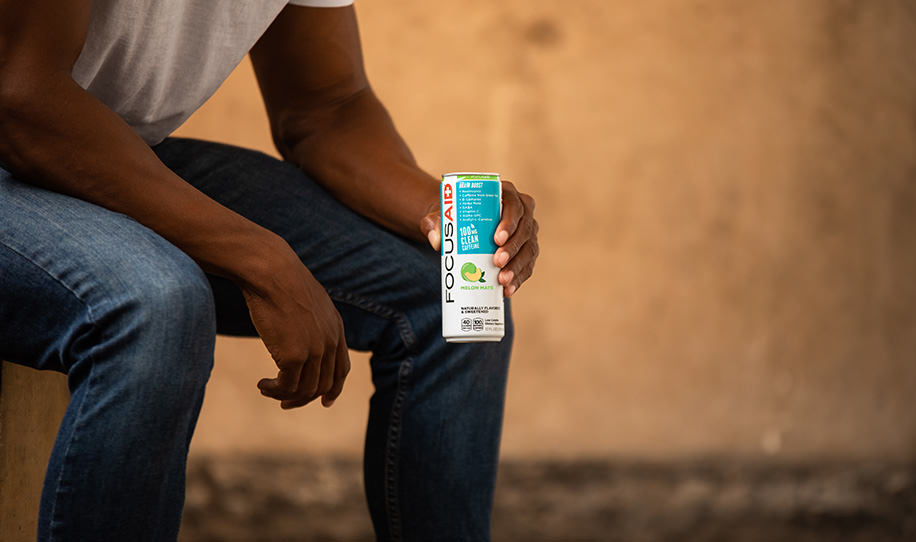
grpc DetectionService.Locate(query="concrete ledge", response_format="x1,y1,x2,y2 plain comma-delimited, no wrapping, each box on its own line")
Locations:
179,455,916,542
0,363,69,542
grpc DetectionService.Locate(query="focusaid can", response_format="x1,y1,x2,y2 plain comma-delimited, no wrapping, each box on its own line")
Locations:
440,172,505,342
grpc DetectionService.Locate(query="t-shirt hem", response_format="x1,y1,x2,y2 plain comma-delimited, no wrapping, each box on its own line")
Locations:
288,0,355,7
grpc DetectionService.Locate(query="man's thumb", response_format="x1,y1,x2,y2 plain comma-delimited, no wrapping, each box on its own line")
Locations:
419,213,440,251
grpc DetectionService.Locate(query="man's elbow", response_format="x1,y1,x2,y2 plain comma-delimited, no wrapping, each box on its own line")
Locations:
270,110,324,164
0,61,43,131
269,86,376,164
0,62,59,171
0,66,30,161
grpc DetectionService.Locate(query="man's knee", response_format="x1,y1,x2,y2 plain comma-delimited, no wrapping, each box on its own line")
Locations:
85,247,216,394
125,257,216,338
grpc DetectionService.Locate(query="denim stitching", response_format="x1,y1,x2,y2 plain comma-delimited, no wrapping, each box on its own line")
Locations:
326,287,418,352
384,355,412,542
326,287,418,541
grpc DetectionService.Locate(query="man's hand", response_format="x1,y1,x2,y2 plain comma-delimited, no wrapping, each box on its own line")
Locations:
420,181,539,297
240,241,350,409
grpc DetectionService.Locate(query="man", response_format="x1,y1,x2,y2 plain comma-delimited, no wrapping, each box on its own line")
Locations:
0,1,539,541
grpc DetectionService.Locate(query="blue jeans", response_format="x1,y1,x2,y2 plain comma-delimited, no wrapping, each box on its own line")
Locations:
0,138,513,541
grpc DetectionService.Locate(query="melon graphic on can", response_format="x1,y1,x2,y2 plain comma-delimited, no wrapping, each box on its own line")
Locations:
461,262,485,283
440,172,505,342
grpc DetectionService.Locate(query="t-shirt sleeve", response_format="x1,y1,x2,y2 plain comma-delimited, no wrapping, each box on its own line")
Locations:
288,0,354,6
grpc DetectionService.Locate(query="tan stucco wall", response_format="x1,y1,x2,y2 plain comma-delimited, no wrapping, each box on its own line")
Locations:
174,0,916,464
3,1,914,538
3,13,915,538
175,0,916,461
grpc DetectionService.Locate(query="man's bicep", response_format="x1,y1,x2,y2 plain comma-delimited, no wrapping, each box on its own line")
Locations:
0,0,91,83
250,4,368,121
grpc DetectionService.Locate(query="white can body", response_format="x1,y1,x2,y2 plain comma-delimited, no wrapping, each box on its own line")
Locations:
440,172,505,342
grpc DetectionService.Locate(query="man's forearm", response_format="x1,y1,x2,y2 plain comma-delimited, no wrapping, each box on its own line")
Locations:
0,74,285,286
275,87,439,242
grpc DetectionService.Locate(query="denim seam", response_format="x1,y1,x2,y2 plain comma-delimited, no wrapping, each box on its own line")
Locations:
326,287,417,541
0,244,105,541
326,287,418,353
384,354,412,542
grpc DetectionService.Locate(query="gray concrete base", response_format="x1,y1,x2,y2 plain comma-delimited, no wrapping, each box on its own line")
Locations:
179,455,916,542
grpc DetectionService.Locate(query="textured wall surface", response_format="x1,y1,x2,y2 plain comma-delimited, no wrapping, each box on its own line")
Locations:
2,1,914,540
177,0,916,462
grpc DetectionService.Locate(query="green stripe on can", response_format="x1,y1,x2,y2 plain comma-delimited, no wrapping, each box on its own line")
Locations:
454,174,499,181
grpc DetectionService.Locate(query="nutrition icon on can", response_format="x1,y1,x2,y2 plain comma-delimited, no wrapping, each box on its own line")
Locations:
440,172,505,342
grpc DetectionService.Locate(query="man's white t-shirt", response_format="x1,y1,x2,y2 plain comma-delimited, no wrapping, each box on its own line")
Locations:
72,0,354,146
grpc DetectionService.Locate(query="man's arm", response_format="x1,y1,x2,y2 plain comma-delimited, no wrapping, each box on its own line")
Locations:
0,0,349,408
250,5,539,296
250,4,436,241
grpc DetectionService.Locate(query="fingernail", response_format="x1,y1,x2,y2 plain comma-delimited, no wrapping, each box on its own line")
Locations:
494,251,508,267
495,230,508,245
427,230,439,249
501,269,514,285
506,284,517,297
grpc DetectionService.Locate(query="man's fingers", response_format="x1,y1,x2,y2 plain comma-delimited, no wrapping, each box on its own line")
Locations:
257,362,304,400
419,212,441,250
495,181,524,247
322,336,351,407
280,395,316,410
277,332,349,410
498,237,539,297
278,358,322,409
279,362,322,408
492,182,538,297
315,346,335,397
494,214,539,268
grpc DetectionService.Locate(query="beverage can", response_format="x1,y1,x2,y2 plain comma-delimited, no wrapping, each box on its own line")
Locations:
440,172,505,342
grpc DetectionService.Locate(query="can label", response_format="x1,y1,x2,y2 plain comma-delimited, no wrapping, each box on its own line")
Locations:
441,172,505,342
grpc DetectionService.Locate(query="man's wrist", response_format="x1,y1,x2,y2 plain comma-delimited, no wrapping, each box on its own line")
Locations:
400,170,440,242
222,229,294,293
275,87,441,242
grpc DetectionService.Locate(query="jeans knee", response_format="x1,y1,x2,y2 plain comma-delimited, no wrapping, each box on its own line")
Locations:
132,261,216,338
90,252,216,397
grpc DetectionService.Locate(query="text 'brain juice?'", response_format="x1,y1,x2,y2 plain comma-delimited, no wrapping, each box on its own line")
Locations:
440,172,505,342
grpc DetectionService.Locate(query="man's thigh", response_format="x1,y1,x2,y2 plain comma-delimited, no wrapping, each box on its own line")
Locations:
0,166,212,372
153,137,441,350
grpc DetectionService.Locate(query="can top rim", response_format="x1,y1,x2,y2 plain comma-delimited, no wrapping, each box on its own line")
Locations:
442,172,500,178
